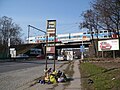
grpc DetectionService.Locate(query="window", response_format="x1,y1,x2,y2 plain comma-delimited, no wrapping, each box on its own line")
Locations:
30,49,42,55
104,35,108,38
100,31,103,33
59,36,69,39
104,31,107,33
72,35,80,38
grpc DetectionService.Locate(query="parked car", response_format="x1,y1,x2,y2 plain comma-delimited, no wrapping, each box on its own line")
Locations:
57,55,64,61
47,54,54,60
74,55,79,59
16,54,29,59
36,54,45,60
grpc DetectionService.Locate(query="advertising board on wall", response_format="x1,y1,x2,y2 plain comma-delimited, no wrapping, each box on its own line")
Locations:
98,39,119,51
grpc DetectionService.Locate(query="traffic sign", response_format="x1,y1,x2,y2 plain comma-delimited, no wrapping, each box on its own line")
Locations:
80,45,85,52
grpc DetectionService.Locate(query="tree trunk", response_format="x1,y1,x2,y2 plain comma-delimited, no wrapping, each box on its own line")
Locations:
90,27,97,57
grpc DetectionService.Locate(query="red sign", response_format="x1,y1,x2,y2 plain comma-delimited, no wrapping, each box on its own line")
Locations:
46,47,55,53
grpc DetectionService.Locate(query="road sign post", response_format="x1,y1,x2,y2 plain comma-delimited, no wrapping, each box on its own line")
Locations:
80,45,85,60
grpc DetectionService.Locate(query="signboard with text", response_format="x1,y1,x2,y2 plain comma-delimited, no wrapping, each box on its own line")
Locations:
46,20,56,54
98,39,119,51
46,47,55,53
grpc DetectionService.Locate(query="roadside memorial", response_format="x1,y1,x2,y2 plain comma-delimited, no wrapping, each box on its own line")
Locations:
38,68,71,84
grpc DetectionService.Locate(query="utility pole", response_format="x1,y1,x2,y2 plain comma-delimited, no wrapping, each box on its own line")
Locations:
81,38,84,60
28,25,30,43
81,29,84,60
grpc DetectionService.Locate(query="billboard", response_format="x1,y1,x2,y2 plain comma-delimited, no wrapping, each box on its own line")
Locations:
98,39,119,51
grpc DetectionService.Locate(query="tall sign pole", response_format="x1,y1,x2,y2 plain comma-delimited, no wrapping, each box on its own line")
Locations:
80,44,84,60
54,24,56,71
46,20,56,71
80,36,85,60
45,34,48,70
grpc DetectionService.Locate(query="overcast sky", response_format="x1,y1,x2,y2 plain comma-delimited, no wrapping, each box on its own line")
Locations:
0,0,92,39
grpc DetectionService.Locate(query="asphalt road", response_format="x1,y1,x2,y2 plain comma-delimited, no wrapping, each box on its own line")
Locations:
0,59,70,90
0,59,60,73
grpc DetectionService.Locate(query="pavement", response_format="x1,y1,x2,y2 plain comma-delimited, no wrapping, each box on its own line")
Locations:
26,60,82,90
65,60,81,90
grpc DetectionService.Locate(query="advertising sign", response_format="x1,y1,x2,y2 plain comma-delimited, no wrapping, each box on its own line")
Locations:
98,39,119,51
47,20,56,41
47,20,56,29
46,47,55,53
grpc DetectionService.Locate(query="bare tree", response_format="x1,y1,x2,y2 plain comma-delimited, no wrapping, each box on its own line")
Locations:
80,9,98,57
80,0,120,57
80,0,120,37
92,0,120,37
0,16,23,46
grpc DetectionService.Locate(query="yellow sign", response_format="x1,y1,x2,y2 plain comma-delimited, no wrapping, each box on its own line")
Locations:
47,20,56,29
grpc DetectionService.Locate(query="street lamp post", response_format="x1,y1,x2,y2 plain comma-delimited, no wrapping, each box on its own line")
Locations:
28,25,48,70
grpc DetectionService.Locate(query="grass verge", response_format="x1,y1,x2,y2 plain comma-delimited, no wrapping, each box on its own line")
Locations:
80,62,120,90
